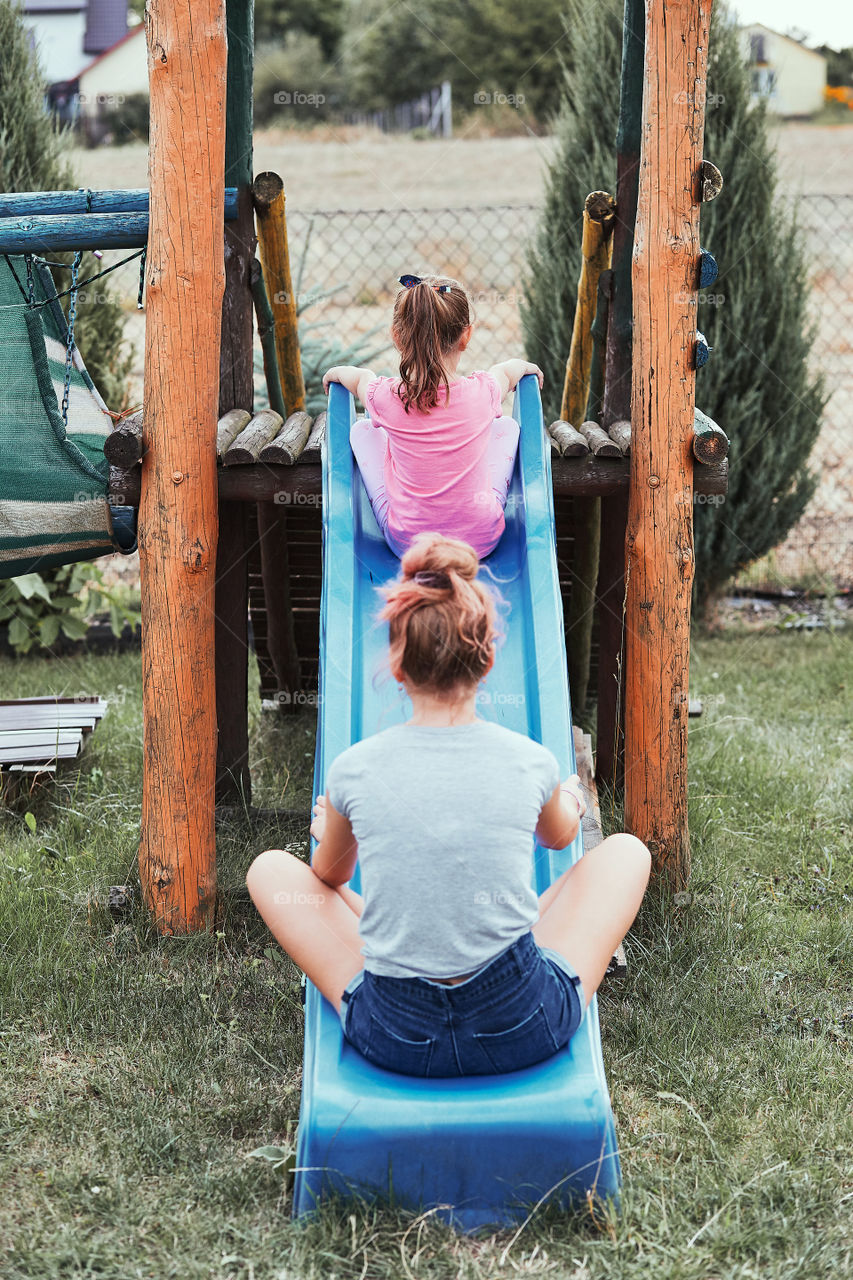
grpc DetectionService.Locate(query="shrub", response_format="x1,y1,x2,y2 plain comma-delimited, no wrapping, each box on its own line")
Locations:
521,0,826,609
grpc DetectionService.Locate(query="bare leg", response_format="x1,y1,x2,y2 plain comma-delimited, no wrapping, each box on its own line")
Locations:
246,849,364,1008
533,834,651,1007
486,416,520,507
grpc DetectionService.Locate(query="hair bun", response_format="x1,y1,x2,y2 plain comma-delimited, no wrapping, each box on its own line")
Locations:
401,532,479,584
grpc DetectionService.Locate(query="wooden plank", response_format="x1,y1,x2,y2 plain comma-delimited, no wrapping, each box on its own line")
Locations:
0,728,83,746
1,731,84,763
0,710,103,731
113,457,728,506
0,696,106,707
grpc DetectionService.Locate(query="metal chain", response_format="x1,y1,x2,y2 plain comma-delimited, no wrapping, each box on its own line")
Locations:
24,254,35,307
137,247,146,310
61,250,82,428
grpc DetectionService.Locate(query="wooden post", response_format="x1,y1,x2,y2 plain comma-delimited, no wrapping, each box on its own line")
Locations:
139,0,226,931
252,171,304,708
252,172,306,415
215,0,255,806
596,0,645,789
561,193,615,720
560,192,616,427
624,0,712,888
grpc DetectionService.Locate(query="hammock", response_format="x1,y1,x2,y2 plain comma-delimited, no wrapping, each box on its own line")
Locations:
0,253,133,579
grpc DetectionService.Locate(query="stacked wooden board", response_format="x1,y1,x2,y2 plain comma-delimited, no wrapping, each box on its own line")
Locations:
0,697,107,775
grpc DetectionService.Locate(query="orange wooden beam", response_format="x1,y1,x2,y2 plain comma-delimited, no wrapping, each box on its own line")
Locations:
624,0,713,889
138,0,227,932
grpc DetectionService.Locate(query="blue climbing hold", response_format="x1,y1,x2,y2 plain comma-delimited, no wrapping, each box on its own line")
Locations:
699,248,718,289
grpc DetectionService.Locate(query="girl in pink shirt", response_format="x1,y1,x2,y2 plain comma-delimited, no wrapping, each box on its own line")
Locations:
323,274,543,558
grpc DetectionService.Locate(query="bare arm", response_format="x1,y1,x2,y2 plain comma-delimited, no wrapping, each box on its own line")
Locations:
310,793,359,887
487,359,545,398
322,364,378,406
535,774,586,850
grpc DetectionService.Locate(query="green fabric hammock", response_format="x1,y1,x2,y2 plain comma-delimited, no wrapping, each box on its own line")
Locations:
0,253,125,579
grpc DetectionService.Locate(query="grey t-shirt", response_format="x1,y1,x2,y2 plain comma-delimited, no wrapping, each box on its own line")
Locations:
325,720,560,979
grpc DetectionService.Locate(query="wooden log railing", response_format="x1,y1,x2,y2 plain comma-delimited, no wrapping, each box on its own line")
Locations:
110,409,727,508
0,194,239,255
547,420,588,457
221,410,283,465
548,411,729,466
259,411,313,465
0,188,239,218
579,421,621,458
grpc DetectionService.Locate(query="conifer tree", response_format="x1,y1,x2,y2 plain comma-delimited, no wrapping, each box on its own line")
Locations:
522,1,825,606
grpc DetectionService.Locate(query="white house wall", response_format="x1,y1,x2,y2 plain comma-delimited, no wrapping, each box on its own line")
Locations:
740,24,827,117
78,27,147,114
23,11,89,83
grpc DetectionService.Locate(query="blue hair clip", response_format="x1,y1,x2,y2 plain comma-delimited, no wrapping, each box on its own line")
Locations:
399,274,452,293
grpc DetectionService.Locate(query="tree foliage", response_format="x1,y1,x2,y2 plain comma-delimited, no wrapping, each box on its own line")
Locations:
522,1,825,606
0,0,73,192
343,0,571,122
254,0,345,60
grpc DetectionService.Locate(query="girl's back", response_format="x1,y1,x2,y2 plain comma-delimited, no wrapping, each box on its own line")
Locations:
364,369,509,554
326,718,559,980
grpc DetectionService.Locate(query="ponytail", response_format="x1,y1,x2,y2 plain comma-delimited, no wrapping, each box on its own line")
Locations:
392,275,472,413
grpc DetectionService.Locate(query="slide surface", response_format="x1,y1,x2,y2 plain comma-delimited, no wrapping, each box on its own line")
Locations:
294,377,620,1229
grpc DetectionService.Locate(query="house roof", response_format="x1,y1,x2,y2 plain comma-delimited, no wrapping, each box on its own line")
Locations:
23,1,86,12
83,0,128,55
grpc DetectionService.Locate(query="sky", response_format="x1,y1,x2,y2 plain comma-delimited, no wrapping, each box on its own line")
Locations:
729,1,853,49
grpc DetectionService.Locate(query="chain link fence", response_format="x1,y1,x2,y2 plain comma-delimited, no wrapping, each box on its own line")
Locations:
756,194,852,592
286,196,852,591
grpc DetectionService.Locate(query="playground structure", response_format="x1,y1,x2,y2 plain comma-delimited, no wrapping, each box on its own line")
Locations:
0,0,725,1223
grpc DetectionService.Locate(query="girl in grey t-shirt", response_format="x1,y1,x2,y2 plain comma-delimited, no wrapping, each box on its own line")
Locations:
247,534,650,1077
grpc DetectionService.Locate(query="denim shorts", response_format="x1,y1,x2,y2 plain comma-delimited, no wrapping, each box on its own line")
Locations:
338,931,585,1077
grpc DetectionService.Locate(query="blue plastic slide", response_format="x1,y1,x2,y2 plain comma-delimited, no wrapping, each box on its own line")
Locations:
294,376,620,1229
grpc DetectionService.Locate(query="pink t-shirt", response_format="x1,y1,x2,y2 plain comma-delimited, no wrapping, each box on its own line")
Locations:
364,370,505,557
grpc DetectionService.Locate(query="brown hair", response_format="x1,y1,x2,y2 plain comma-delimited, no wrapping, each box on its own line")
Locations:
380,533,498,694
392,275,472,413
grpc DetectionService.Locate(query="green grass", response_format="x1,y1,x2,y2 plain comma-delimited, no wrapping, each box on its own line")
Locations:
1,625,851,1279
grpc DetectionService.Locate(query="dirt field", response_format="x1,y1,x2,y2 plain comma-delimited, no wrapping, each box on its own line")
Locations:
69,122,853,209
